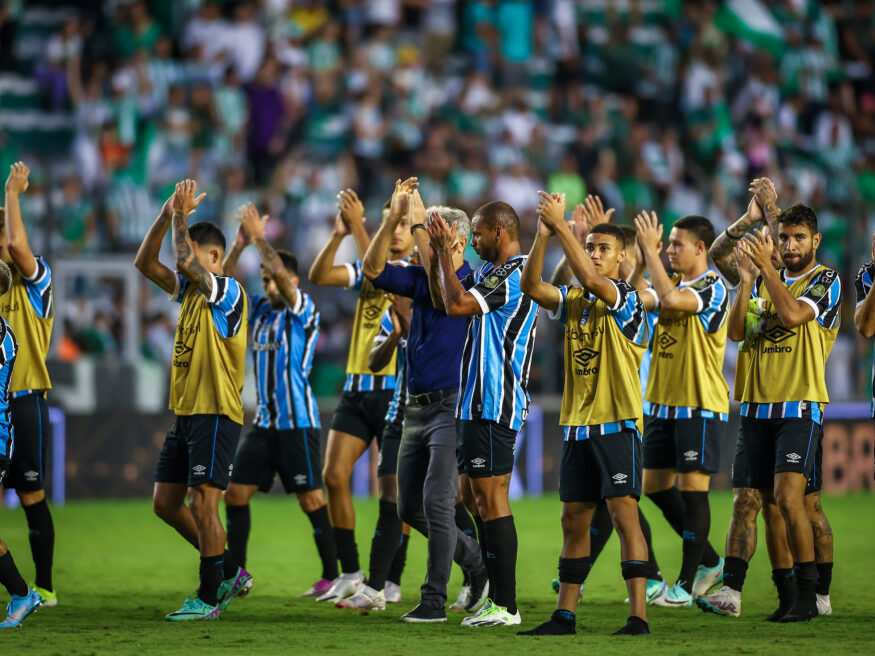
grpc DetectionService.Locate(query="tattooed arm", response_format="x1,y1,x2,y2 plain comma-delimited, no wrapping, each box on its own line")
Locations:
709,196,764,286
238,203,299,308
172,179,211,295
135,192,177,293
750,177,781,245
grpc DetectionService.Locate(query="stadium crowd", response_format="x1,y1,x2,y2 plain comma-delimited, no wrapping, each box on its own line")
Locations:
1,0,874,394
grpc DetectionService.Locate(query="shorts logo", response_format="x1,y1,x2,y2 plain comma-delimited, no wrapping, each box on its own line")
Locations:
786,452,801,464
294,474,308,486
24,470,39,482
683,450,699,461
657,333,677,349
572,347,598,367
612,473,628,484
763,326,795,344
471,457,487,468
363,305,382,321
193,464,206,476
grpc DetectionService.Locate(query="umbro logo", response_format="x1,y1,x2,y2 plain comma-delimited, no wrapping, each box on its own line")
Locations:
363,305,382,321
174,341,193,357
294,474,308,485
573,347,599,367
684,450,699,461
471,458,487,468
786,453,801,464
612,473,628,484
657,333,677,349
24,470,39,482
763,326,796,344
192,465,206,475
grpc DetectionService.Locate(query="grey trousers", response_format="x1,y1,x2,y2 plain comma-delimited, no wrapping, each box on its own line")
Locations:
397,393,483,609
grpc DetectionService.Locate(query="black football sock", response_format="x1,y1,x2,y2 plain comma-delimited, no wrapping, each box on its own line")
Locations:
647,487,685,536
613,616,650,635
222,550,239,580
638,508,662,580
589,501,614,564
23,499,54,592
0,551,29,597
518,609,576,636
306,505,338,580
387,534,410,585
816,562,833,596
765,567,797,621
485,515,518,615
333,527,360,574
198,554,224,606
723,556,748,592
455,503,476,586
367,500,403,591
780,562,818,623
678,491,711,593
225,504,250,570
474,515,493,598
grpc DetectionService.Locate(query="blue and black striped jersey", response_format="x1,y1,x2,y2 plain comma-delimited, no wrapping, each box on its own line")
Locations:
0,317,18,460
373,309,406,426
457,255,539,432
251,291,321,430
856,260,875,418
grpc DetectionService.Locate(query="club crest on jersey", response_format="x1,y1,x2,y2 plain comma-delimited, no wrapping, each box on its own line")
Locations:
809,284,826,299
483,275,500,289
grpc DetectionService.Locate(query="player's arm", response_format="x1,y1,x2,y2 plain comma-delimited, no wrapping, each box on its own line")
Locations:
409,189,432,272
426,214,482,317
171,179,212,295
539,191,618,307
368,304,404,372
362,178,414,279
223,223,251,278
751,177,781,245
134,191,178,294
740,229,814,328
634,211,699,312
3,162,37,278
239,202,299,308
548,197,606,286
308,188,368,287
710,194,765,286
727,246,759,342
854,235,875,338
520,224,561,313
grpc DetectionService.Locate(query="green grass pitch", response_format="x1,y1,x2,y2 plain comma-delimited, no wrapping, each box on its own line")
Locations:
1,492,872,654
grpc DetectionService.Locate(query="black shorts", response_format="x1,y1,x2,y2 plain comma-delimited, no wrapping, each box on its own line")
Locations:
560,429,642,503
3,393,50,492
377,419,403,477
732,426,822,495
740,417,822,491
155,414,241,489
642,415,724,473
329,390,394,444
457,418,517,478
230,426,323,493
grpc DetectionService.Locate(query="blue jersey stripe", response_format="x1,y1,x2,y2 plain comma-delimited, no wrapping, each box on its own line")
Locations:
0,319,18,459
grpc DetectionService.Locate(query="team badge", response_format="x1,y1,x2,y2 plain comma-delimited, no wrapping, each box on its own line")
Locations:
483,275,500,289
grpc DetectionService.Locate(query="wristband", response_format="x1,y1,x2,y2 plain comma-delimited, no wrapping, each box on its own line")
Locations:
410,223,427,236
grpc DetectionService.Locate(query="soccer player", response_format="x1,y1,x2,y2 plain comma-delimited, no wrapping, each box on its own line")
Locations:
0,163,57,606
548,199,666,603
134,180,248,621
855,231,875,479
630,211,728,606
700,180,834,618
0,258,43,629
308,184,415,602
363,188,487,623
726,203,840,622
219,204,338,598
427,199,538,627
518,192,651,637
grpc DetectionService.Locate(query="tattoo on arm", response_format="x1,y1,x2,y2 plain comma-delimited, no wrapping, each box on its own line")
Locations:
763,201,780,244
429,257,446,310
438,249,465,309
710,233,741,286
254,236,298,306
173,212,213,295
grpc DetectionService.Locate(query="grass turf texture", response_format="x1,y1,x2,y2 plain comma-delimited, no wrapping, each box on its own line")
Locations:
0,492,872,655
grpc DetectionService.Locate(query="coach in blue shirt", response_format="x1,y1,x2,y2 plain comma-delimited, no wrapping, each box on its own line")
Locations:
363,183,486,623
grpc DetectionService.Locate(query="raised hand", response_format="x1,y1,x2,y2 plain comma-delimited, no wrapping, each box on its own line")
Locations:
426,211,457,251
581,194,614,229
537,190,566,229
172,179,206,217
409,189,426,226
739,228,774,270
5,161,30,195
749,177,777,210
388,177,416,222
237,203,267,239
745,194,763,224
633,211,663,253
734,245,760,285
234,222,252,248
337,188,365,227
